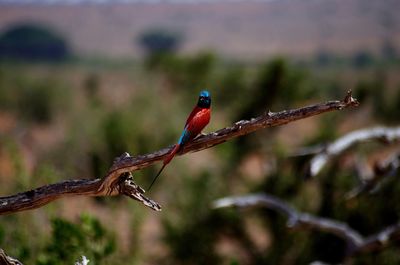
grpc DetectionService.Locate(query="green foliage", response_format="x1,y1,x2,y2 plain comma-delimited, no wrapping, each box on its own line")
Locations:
0,24,70,61
355,248,400,265
162,172,243,265
237,57,313,120
17,83,56,123
83,73,101,106
163,216,221,265
355,72,400,123
0,224,4,245
0,137,30,191
306,114,339,145
215,66,248,115
0,66,70,124
162,176,220,264
103,111,133,156
145,52,216,93
232,57,315,160
38,214,116,265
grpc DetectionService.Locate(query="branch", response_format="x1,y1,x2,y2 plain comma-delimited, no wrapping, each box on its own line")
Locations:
0,91,358,215
346,151,400,199
309,126,400,177
0,248,23,265
213,193,400,256
213,194,364,251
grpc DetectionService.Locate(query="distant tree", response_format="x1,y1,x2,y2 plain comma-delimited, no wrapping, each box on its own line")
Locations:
137,28,183,55
352,50,374,69
0,23,70,61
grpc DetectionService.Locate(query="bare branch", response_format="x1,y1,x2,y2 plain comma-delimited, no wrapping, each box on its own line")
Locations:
213,194,364,250
0,91,358,215
309,126,400,177
0,248,23,265
346,151,400,199
289,144,326,157
213,193,400,256
360,222,400,253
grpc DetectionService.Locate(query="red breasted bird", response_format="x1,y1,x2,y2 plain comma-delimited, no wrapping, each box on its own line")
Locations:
148,90,211,190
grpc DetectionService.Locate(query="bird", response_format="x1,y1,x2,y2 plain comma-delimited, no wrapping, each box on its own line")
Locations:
148,90,211,190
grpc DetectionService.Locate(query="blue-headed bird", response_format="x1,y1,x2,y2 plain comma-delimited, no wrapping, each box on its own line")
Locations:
148,90,211,190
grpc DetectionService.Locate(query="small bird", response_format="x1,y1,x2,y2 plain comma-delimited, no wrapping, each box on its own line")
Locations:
148,90,211,190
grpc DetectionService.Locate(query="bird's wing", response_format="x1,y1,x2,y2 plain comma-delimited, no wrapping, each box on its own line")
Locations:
185,108,211,136
178,128,191,145
185,106,201,128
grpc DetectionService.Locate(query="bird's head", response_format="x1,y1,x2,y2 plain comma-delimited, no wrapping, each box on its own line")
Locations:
197,90,211,108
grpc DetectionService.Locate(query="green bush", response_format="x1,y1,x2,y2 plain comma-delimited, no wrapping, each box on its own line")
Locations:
355,72,400,123
0,67,70,124
145,52,216,93
38,214,116,265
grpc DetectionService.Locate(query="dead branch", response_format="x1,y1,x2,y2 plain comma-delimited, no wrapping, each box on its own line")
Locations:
213,193,364,251
213,193,400,256
289,144,326,157
0,91,358,215
309,126,400,177
346,151,400,199
0,248,23,265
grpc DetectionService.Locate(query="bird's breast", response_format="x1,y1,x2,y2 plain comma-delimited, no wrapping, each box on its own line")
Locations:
187,108,211,134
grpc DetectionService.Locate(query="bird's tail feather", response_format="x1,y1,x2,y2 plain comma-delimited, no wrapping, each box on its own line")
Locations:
147,144,181,191
164,144,181,165
148,163,166,191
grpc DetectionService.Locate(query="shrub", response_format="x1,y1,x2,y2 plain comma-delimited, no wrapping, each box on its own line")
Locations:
38,214,116,265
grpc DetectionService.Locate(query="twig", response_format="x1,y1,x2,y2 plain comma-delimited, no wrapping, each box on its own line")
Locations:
346,151,400,199
309,126,400,177
0,248,23,265
0,91,358,215
213,193,400,256
289,144,326,157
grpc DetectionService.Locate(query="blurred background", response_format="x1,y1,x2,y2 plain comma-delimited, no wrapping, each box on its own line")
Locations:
0,0,399,264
